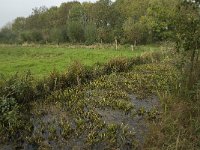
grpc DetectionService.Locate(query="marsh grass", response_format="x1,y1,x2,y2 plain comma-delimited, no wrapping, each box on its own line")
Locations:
143,54,200,149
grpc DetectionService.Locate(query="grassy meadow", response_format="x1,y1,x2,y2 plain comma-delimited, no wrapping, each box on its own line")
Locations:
0,44,159,78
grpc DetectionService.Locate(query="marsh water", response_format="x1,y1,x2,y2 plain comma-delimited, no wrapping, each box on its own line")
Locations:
0,93,161,150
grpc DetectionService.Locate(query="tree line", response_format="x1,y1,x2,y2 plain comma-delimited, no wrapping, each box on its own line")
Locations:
0,0,199,46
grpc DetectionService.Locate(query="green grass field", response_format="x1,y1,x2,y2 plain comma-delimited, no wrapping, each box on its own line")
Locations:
0,45,159,77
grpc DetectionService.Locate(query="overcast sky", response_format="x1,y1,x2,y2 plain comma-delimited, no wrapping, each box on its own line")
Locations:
0,0,97,28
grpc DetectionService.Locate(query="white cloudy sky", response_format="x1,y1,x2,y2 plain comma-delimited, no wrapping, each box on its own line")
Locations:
0,0,98,28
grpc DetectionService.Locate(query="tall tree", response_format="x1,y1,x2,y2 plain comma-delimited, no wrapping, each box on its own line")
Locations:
141,0,178,42
174,0,200,75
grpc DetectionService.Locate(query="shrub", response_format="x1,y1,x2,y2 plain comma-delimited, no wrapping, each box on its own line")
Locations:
102,57,132,74
35,69,67,98
0,96,25,142
35,62,94,95
65,61,88,86
0,97,21,130
0,72,36,104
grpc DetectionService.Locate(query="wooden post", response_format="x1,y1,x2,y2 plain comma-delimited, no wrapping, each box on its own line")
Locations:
134,40,137,47
115,38,118,50
131,45,134,51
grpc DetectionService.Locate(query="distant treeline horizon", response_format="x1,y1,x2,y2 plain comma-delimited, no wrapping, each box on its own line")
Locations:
0,0,199,45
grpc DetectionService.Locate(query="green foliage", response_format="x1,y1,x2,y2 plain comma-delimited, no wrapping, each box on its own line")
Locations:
115,0,150,20
103,57,131,73
67,21,85,43
93,0,114,28
68,3,83,22
0,72,35,104
49,27,68,44
20,30,43,43
0,0,187,45
0,96,30,143
142,0,177,42
20,31,31,42
97,27,114,43
65,61,91,86
12,17,26,32
30,30,43,42
0,97,21,130
35,70,64,97
84,23,97,45
0,27,17,44
174,1,200,52
123,18,148,44
173,0,200,87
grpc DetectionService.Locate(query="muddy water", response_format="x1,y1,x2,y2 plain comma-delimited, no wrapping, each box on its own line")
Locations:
129,95,160,111
96,108,145,142
95,94,160,144
0,142,39,150
0,95,161,149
